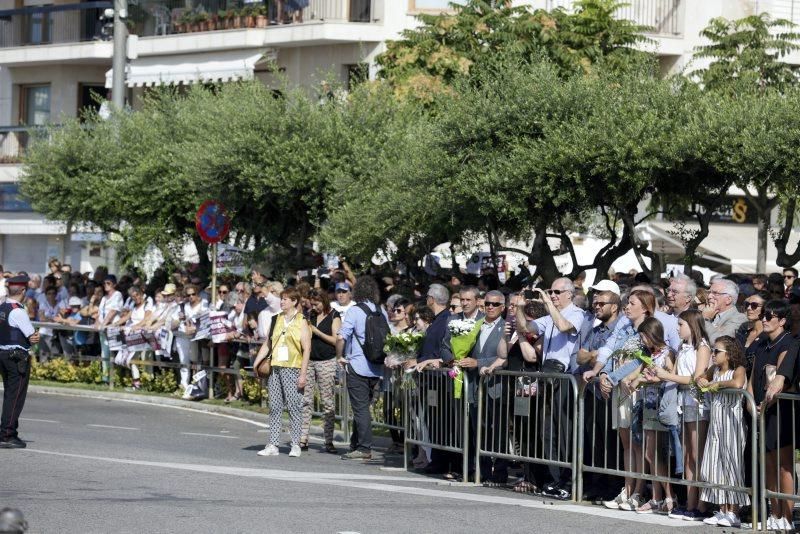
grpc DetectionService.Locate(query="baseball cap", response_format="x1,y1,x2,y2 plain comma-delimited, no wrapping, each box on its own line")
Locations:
335,282,351,292
68,296,83,307
5,274,29,287
590,279,620,296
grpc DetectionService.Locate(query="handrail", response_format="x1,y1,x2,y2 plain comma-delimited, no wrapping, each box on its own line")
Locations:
0,2,111,18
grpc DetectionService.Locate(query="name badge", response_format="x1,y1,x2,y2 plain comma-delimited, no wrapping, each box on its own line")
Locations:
275,345,290,362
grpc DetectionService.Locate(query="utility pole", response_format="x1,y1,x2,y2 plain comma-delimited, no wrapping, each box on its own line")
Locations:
111,0,128,109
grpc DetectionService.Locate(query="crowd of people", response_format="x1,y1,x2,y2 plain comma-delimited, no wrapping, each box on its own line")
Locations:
12,256,800,530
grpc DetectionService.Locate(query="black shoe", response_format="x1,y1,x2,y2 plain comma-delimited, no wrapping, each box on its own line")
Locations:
323,443,338,454
549,486,571,501
299,442,309,452
0,437,26,449
542,481,559,494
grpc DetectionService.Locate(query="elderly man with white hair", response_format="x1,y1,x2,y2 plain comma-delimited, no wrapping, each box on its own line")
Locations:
706,278,746,344
667,273,696,316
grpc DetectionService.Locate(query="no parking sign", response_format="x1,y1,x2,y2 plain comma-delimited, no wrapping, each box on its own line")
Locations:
195,200,230,244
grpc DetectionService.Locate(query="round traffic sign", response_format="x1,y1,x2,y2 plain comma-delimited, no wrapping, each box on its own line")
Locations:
195,200,230,244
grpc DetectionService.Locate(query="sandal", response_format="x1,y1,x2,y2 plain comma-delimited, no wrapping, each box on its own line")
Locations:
636,499,663,514
658,498,675,515
513,480,538,494
300,441,309,452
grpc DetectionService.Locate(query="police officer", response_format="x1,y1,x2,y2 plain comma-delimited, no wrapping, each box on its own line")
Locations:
0,275,39,449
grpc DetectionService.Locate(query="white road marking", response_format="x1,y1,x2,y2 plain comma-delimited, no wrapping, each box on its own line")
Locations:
20,449,697,527
20,418,59,424
181,432,238,439
87,424,139,431
219,430,231,434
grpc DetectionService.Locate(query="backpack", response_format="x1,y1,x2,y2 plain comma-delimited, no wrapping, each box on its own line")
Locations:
353,302,390,365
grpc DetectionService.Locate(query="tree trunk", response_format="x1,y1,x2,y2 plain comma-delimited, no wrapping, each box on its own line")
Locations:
192,233,211,281
529,221,560,286
756,187,769,273
774,198,800,267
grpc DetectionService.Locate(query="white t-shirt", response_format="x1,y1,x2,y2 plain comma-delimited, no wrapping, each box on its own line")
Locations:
178,301,208,333
128,300,155,325
99,291,124,323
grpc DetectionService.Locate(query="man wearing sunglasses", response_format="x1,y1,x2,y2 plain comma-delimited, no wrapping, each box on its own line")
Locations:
783,268,798,299
520,277,586,500
706,278,746,344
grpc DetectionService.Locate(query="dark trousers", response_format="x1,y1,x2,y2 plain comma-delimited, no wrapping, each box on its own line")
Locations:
0,349,31,441
346,365,379,452
583,390,622,495
540,361,572,488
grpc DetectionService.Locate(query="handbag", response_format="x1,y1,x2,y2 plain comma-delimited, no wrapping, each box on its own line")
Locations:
255,315,279,378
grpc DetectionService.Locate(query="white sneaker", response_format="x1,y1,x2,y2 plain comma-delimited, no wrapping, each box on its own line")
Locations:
289,445,301,458
603,488,627,510
618,493,642,511
718,512,741,528
703,512,725,526
257,444,279,457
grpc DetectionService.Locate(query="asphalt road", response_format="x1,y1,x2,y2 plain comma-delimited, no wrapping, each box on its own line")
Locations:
1,392,722,533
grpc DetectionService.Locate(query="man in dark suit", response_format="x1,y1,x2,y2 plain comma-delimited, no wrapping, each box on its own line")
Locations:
457,290,505,482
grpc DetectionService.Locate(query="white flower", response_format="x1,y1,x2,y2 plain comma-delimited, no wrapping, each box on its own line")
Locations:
448,318,477,337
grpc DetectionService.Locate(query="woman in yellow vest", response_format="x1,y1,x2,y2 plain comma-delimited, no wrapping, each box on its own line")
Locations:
254,288,311,458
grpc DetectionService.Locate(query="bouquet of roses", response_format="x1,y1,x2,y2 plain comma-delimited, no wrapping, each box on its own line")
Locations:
448,318,483,399
383,331,424,368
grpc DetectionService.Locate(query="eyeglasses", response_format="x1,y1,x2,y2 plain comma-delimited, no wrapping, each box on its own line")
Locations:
709,290,730,297
745,302,763,310
785,275,796,280
713,348,728,354
546,289,570,296
593,301,611,307
185,292,196,297
761,312,779,322
449,304,459,310
219,290,229,295
393,307,406,313
484,301,504,308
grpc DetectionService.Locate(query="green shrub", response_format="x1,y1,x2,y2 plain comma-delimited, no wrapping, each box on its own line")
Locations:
46,358,79,382
240,370,265,403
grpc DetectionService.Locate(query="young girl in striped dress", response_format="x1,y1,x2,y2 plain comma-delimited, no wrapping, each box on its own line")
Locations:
698,335,749,528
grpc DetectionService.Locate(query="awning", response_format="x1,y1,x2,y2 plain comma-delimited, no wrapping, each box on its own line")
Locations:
105,49,273,88
639,221,800,273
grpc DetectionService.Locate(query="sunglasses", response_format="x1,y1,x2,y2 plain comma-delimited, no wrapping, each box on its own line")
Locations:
449,304,459,310
484,301,504,308
219,290,229,295
593,301,611,307
186,292,196,297
785,275,796,279
745,302,763,310
713,348,728,355
546,289,569,296
393,307,406,313
336,289,349,294
761,312,779,322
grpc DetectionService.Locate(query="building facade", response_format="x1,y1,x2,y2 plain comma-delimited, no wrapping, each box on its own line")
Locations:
0,0,796,274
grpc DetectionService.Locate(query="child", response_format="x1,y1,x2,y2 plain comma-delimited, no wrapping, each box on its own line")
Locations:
652,310,711,521
633,317,679,515
698,335,749,528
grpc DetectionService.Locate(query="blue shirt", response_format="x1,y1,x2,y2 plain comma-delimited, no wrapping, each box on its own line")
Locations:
339,301,383,378
608,312,681,357
531,303,586,371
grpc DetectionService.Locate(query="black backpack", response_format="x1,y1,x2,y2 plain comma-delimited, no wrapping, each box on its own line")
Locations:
353,302,390,365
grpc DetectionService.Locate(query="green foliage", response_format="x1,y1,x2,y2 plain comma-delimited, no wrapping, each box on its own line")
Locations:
693,13,800,94
75,361,104,384
376,0,652,102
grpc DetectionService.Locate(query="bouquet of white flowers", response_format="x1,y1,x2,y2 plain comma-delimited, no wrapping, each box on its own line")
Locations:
448,318,477,337
447,317,483,399
611,337,652,366
383,331,424,368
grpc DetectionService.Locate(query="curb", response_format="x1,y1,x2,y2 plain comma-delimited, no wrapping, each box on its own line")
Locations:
13,384,355,443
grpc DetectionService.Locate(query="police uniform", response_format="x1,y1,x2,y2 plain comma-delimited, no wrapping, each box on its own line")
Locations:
0,275,36,448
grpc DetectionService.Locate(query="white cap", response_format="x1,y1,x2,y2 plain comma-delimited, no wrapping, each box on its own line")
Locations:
590,279,620,296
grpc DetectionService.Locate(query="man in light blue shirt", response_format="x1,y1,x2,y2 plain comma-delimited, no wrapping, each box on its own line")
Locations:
336,276,385,460
523,277,585,500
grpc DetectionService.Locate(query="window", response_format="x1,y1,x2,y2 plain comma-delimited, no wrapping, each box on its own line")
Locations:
346,63,369,90
0,184,33,212
24,7,53,45
22,85,51,126
349,0,371,22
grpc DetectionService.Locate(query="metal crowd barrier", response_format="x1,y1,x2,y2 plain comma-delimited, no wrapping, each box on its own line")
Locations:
758,392,800,531
579,384,758,530
475,370,579,499
403,367,470,477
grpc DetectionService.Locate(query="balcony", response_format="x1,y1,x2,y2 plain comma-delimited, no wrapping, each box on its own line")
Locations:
546,0,683,35
0,0,378,48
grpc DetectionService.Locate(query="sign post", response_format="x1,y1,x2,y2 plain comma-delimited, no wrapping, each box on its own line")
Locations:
195,200,230,400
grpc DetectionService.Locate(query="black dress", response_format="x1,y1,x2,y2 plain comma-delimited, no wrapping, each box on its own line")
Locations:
750,332,796,451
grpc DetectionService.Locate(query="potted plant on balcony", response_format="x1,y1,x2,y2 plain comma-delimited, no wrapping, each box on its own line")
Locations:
255,4,268,28
241,5,256,28
196,12,211,32
230,8,242,29
217,9,228,29
177,11,193,33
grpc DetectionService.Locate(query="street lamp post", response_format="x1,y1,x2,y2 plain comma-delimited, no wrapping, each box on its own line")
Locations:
111,0,128,109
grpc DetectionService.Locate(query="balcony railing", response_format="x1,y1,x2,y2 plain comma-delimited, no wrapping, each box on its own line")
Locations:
546,0,683,35
0,1,111,48
756,0,800,26
0,0,377,48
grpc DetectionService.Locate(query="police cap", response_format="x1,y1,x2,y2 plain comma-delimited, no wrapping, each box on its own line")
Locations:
5,275,29,287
